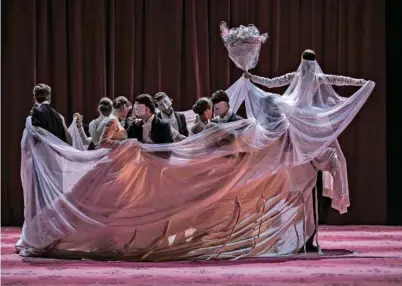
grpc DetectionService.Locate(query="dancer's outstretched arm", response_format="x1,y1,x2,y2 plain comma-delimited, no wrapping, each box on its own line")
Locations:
245,72,296,88
318,74,367,86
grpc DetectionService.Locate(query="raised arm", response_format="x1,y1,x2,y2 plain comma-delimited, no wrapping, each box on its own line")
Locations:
59,114,72,146
99,118,121,148
77,126,92,145
74,114,92,145
249,72,296,88
318,74,367,86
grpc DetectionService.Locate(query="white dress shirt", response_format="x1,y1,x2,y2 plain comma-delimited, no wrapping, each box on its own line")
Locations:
142,114,155,143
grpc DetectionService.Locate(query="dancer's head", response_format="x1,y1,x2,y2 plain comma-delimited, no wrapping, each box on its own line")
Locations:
98,97,113,116
211,90,230,118
33,83,51,104
113,96,132,120
301,49,316,61
300,49,317,79
134,94,155,120
154,92,173,115
192,97,213,121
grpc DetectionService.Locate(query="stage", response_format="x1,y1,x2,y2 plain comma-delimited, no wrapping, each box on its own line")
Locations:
1,226,402,285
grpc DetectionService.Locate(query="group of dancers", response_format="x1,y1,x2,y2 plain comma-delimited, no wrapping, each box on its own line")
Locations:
23,48,372,258
30,49,368,155
31,87,243,150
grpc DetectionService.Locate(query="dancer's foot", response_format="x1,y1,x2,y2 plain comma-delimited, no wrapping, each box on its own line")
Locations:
305,243,319,252
299,243,319,253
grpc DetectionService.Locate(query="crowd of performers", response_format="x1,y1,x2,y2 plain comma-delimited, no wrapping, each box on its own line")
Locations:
28,49,369,254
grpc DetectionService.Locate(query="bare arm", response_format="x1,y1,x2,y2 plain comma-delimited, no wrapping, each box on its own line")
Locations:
77,126,92,145
318,74,367,86
73,113,92,145
250,72,296,88
59,114,72,146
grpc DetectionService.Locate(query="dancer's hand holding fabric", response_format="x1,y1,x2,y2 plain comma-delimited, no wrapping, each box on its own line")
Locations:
72,113,92,146
59,114,72,145
73,113,84,128
243,71,251,79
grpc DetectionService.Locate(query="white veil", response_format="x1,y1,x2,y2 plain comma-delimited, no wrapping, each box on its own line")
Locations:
16,23,375,260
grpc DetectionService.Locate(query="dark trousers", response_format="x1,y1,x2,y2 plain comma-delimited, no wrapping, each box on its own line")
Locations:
306,170,331,245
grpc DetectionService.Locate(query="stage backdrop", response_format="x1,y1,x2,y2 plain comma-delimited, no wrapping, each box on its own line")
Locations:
1,0,386,226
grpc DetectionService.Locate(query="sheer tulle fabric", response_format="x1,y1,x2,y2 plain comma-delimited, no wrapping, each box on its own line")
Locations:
68,117,89,151
17,60,374,260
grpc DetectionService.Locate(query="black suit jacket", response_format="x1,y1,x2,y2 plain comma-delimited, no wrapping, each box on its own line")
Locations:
227,113,243,122
156,111,189,137
31,103,67,143
126,115,174,144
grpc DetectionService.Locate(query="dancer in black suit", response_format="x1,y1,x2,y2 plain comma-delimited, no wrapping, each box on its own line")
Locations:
30,83,71,145
127,94,173,144
210,90,243,123
154,92,189,142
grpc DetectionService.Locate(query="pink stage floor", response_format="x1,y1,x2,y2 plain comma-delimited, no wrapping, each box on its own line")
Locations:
2,226,402,285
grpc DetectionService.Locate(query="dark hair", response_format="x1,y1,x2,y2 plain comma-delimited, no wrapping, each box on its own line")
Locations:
33,83,51,103
113,96,131,109
135,94,156,114
211,90,229,105
192,97,212,115
154,91,168,102
302,49,316,61
98,97,113,116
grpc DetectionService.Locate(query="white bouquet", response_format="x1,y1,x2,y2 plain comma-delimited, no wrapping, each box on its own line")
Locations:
220,21,268,71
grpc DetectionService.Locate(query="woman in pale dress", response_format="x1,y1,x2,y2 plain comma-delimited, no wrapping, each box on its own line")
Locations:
190,97,213,135
99,96,132,148
74,97,113,150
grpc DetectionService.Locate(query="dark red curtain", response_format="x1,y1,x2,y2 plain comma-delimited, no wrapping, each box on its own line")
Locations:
1,0,386,225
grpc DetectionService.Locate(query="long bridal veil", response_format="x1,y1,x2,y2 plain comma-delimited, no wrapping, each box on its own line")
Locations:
17,23,374,260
